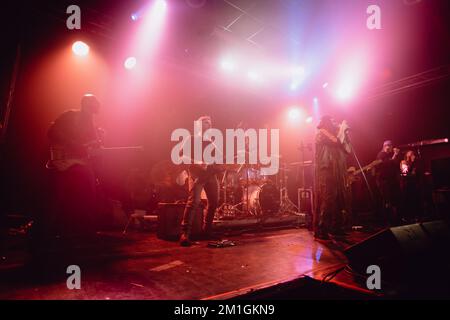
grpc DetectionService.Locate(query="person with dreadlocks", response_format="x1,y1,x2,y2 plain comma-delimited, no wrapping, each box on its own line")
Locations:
314,115,351,240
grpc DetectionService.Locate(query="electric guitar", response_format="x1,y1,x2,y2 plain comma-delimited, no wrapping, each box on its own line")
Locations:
46,141,143,172
346,159,382,185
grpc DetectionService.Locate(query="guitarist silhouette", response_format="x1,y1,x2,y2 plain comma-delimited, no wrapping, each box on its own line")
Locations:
46,94,101,238
180,116,221,246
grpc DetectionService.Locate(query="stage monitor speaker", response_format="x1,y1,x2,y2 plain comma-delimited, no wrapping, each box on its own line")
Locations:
344,220,450,283
156,203,203,240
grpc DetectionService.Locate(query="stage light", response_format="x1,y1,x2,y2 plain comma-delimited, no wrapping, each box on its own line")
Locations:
131,13,139,21
72,41,89,57
334,55,366,103
306,116,313,123
154,0,167,13
247,70,262,82
290,66,305,76
133,0,167,57
336,84,354,101
288,107,304,122
335,69,359,101
290,80,300,91
289,66,305,90
220,57,236,73
322,82,329,89
312,97,321,119
124,57,137,70
313,96,320,120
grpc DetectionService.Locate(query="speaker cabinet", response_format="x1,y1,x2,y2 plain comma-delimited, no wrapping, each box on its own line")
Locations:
344,220,450,283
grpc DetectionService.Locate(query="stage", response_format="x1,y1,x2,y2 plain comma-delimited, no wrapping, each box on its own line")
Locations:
0,227,378,300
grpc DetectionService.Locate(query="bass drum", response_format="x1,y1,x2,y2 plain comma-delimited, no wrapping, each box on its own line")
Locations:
247,183,280,215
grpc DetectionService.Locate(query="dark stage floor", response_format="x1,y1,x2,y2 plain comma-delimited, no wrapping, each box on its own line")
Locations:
0,227,378,300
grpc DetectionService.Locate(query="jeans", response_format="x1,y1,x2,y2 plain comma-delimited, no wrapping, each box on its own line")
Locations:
181,170,219,236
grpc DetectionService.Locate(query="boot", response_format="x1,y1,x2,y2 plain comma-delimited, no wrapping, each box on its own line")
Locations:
179,232,192,247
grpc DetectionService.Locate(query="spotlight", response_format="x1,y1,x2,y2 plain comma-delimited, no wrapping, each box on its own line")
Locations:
289,66,305,90
220,57,236,73
154,0,167,13
247,70,262,83
133,0,167,55
322,82,329,89
131,13,139,21
124,57,137,70
306,116,313,123
132,0,166,21
288,107,304,122
313,96,320,120
290,66,305,76
336,84,354,101
334,56,366,102
290,80,300,91
72,41,89,57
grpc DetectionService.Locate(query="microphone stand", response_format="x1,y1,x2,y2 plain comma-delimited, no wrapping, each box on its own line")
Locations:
297,141,306,189
346,133,375,204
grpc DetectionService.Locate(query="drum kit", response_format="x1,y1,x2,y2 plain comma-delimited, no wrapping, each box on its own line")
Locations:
151,157,313,220
215,160,305,220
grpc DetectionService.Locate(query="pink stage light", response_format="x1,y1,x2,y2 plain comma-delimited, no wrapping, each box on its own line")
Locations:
305,116,313,123
336,84,355,101
72,41,89,57
290,66,305,76
247,70,263,83
288,107,304,122
133,0,168,57
220,56,236,73
154,0,167,13
290,80,300,91
334,54,367,103
124,57,137,70
289,66,305,91
131,1,166,22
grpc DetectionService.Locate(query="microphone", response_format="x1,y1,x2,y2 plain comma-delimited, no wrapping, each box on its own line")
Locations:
337,120,351,143
342,120,351,132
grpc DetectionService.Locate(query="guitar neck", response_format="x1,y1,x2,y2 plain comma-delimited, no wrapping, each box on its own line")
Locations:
353,160,382,175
